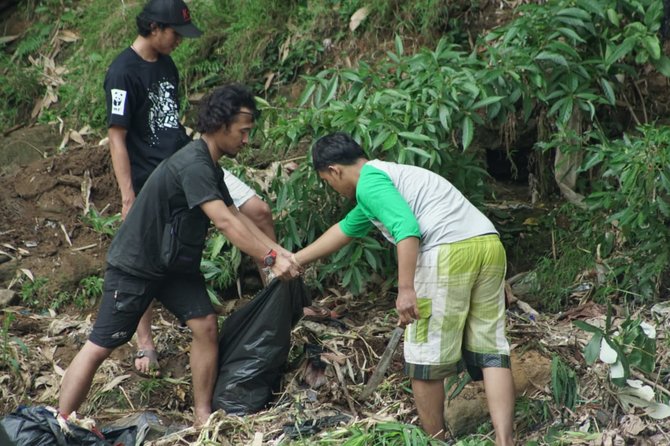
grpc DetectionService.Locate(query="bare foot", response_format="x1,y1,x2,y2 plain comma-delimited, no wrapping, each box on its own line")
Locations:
193,410,211,428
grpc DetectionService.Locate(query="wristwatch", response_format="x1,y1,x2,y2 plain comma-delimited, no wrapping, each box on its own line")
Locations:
263,249,277,267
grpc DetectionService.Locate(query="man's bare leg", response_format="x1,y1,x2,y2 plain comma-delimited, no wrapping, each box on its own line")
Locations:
186,313,219,427
411,378,446,440
483,367,515,446
59,341,113,417
134,302,158,375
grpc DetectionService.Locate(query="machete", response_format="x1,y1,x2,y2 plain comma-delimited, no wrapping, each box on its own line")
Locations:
359,326,405,400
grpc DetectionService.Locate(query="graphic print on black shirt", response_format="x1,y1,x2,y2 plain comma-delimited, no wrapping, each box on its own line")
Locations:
147,79,181,146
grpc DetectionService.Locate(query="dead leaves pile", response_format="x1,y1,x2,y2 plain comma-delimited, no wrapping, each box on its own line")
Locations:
1,282,670,445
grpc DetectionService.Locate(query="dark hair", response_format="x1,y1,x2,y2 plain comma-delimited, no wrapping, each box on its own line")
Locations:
311,132,367,171
136,15,167,36
196,84,260,134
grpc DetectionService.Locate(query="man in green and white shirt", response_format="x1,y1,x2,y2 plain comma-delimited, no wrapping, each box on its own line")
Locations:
292,132,515,444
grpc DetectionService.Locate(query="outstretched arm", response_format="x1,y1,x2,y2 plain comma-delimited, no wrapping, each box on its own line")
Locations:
201,199,298,280
293,223,353,267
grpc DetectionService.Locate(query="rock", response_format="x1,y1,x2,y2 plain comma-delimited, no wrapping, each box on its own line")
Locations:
0,259,18,286
0,289,18,307
444,349,552,437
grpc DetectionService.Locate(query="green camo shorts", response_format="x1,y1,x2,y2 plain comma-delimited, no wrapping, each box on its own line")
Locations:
404,234,511,380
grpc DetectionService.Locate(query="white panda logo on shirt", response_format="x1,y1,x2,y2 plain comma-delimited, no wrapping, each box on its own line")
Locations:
111,89,127,116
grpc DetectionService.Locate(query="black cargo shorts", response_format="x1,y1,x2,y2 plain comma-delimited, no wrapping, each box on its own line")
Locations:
89,264,214,348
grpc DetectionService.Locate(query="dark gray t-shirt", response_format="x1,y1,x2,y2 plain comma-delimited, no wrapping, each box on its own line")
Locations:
107,139,234,278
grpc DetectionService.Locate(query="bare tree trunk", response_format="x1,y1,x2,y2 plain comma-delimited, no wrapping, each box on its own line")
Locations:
554,105,586,208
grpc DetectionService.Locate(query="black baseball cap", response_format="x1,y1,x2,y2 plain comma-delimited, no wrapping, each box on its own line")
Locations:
139,0,203,38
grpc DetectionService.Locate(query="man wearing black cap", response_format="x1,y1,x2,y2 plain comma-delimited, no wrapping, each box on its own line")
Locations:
105,0,278,377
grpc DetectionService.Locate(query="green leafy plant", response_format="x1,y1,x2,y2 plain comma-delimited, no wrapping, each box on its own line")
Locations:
82,208,121,237
200,232,242,305
317,421,446,445
52,291,73,311
0,313,28,374
20,276,49,308
581,125,670,301
575,306,670,419
77,275,104,307
551,355,578,412
514,396,553,435
137,377,165,405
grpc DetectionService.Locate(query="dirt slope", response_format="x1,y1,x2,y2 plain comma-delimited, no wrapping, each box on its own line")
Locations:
0,135,118,295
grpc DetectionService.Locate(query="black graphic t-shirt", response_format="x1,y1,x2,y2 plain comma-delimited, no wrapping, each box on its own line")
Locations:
104,47,191,192
107,139,234,278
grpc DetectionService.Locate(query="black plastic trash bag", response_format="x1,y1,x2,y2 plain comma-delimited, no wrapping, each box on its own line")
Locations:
0,406,137,446
212,278,310,415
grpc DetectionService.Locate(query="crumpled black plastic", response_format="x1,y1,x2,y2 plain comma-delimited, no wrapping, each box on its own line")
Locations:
212,278,311,415
282,413,352,439
0,406,137,446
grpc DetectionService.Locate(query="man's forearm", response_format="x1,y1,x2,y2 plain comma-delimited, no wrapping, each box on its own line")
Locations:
294,223,352,266
235,210,281,254
203,201,271,261
108,133,134,201
397,237,419,290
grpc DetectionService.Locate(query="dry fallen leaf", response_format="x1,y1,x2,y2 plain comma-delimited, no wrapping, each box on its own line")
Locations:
349,7,369,32
101,374,131,393
0,34,20,45
20,268,34,281
69,130,86,145
57,30,80,42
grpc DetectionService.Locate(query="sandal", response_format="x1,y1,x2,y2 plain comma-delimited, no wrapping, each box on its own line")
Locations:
135,349,161,378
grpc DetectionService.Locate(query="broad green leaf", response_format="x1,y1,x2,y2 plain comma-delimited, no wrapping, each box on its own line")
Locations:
382,89,411,100
557,27,586,43
382,133,398,151
298,83,316,107
559,98,574,124
372,130,390,149
605,38,636,68
324,75,339,104
654,55,670,77
573,320,602,334
606,8,619,26
584,332,603,364
644,36,661,60
576,0,605,17
395,34,404,56
405,146,432,159
341,70,362,83
211,234,225,258
364,250,377,270
535,51,569,67
438,104,450,130
556,7,592,21
599,78,616,104
254,96,270,108
461,116,474,149
398,131,432,142
472,96,504,109
556,16,586,29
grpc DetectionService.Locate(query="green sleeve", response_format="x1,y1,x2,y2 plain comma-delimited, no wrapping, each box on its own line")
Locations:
339,205,373,238
342,164,421,242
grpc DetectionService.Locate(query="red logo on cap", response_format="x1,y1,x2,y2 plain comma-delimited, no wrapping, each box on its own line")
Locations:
182,8,191,22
